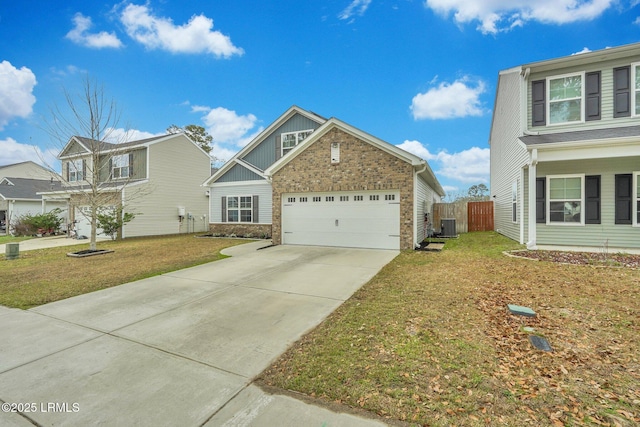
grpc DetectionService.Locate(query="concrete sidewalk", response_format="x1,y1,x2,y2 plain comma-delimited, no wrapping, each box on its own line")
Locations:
0,235,93,254
0,241,396,426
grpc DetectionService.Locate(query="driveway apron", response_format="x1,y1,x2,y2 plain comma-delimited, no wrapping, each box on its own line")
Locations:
0,242,396,426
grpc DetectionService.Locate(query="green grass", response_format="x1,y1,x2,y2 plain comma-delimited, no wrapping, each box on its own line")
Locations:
259,232,640,426
0,234,248,309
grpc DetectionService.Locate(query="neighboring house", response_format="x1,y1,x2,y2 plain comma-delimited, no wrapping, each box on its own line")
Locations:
490,42,640,252
0,177,66,233
0,161,60,181
41,133,211,239
205,105,445,250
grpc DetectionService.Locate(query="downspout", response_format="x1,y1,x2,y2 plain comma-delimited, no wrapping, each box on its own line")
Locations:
526,149,538,249
414,162,428,249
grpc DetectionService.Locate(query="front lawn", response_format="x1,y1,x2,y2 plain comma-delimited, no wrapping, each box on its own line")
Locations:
259,232,640,426
0,235,247,309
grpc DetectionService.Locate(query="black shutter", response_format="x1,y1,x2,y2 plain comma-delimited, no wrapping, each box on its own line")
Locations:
221,196,227,223
252,195,259,223
532,80,546,127
81,160,86,180
66,161,70,182
614,66,631,118
275,135,282,161
585,175,601,224
129,153,134,177
536,177,546,223
585,72,601,121
615,174,632,224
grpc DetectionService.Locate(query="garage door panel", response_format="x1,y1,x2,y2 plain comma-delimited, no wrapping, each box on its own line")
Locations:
282,191,400,250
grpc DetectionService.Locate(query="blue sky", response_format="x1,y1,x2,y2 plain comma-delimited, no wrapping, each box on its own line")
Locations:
1,1,639,195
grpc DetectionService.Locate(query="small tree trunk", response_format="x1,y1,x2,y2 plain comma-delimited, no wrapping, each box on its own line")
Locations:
90,210,97,251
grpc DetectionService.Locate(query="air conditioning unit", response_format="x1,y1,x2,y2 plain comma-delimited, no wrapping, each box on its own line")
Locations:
441,218,457,238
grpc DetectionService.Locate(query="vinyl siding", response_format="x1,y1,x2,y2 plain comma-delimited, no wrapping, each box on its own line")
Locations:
527,56,640,133
209,181,272,224
490,70,529,243
416,175,439,243
123,135,211,237
535,157,640,249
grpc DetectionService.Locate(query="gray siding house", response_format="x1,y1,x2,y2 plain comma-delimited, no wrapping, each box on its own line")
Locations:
490,42,640,252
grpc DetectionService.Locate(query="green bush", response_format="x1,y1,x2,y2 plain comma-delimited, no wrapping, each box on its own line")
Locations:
96,207,135,240
13,208,64,236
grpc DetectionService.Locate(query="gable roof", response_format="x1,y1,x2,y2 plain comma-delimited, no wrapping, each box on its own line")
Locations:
264,117,445,196
0,177,63,200
203,105,327,186
58,133,207,159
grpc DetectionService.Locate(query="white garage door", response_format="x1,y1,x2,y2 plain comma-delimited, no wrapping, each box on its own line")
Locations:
281,191,400,250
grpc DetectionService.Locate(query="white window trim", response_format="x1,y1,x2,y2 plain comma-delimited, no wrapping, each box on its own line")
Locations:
112,154,130,179
68,161,83,182
633,172,640,227
546,71,585,126
546,174,585,226
281,129,314,156
227,195,253,223
632,62,640,117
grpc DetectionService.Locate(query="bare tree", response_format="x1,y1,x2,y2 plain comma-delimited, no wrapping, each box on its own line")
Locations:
44,76,135,251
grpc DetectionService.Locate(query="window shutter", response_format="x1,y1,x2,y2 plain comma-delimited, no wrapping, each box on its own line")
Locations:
252,195,259,223
615,174,632,224
108,158,113,179
221,196,227,223
275,135,282,161
82,159,86,180
614,66,630,118
531,80,546,127
585,72,601,121
129,153,134,177
66,161,70,182
536,178,545,223
585,175,601,224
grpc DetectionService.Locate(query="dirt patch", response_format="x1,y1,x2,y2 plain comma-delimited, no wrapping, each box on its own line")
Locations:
507,250,640,268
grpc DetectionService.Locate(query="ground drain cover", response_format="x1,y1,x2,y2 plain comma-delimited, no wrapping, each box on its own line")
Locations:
507,304,536,317
529,335,553,352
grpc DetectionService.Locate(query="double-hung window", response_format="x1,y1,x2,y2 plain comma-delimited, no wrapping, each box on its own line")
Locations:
281,129,313,156
548,175,583,224
112,154,130,179
68,161,83,182
547,73,584,125
227,196,252,223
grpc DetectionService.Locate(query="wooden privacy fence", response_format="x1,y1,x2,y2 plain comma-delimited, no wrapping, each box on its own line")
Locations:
433,200,494,234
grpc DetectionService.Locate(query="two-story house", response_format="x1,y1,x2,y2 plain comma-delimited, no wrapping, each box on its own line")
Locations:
42,133,211,239
490,42,640,252
205,105,445,250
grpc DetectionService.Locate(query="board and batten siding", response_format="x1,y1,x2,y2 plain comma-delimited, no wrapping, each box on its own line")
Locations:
216,163,263,183
241,113,323,170
209,181,272,224
123,135,211,237
415,174,440,243
490,69,529,243
527,56,640,133
535,157,640,250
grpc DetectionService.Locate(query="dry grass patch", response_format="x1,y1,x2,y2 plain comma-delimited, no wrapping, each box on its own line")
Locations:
0,235,248,309
258,232,640,426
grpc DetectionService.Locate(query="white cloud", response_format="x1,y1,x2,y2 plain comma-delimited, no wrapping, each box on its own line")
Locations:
425,0,615,34
0,137,59,170
411,77,486,120
103,128,164,144
66,13,123,49
210,143,237,164
197,107,259,145
396,139,490,184
339,0,372,20
120,4,244,58
0,61,37,130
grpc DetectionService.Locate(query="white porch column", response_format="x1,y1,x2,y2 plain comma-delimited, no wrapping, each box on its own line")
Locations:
527,149,538,249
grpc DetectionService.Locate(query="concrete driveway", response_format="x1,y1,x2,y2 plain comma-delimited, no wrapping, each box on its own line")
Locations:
0,242,397,426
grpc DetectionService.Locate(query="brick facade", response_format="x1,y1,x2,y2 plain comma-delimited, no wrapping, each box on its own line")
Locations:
271,128,415,249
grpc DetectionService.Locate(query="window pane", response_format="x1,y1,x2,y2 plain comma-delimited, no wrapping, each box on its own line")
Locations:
240,196,252,208
564,177,581,199
282,134,297,149
550,100,581,123
227,197,238,208
550,76,581,100
550,201,581,223
635,65,640,90
636,92,640,115
240,209,252,222
298,130,313,142
227,210,239,222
